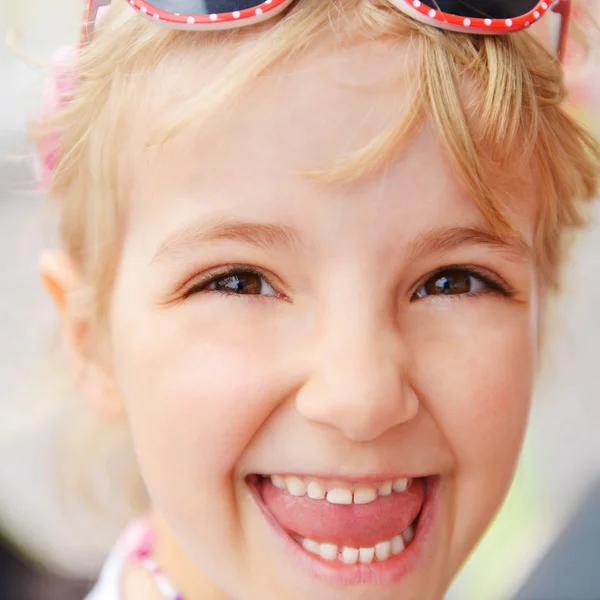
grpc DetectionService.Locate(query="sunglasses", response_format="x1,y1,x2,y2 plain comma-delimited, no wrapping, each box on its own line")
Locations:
83,0,571,61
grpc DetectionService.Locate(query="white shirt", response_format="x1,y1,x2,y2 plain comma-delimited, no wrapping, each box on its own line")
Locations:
85,542,126,600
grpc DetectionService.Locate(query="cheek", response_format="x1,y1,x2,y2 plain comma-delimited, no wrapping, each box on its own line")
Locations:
410,300,534,465
431,336,532,475
109,297,296,492
409,300,535,550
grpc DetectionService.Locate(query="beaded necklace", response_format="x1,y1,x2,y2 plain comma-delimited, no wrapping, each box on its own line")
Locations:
124,520,185,600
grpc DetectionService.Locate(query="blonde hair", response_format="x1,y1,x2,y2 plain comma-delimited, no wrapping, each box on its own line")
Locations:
37,0,600,314
32,0,600,521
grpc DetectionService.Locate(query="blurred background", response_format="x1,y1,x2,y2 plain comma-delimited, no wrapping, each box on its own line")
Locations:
0,1,599,599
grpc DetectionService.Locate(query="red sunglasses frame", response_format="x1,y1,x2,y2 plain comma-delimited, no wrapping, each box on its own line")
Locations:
81,0,571,61
81,0,294,43
397,0,571,61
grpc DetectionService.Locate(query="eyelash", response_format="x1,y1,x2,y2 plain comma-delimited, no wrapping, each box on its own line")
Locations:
411,265,515,301
181,265,281,300
181,264,515,301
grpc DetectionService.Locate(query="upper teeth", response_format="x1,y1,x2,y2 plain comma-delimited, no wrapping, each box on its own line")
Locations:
270,475,411,505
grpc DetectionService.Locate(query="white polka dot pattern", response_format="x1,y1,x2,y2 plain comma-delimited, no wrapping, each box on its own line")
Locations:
393,0,568,61
397,0,556,35
78,0,567,61
106,0,293,30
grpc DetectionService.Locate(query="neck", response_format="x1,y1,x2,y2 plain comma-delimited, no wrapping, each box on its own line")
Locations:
122,561,166,600
148,511,229,600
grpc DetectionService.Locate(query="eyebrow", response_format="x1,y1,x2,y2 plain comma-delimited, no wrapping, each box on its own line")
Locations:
151,219,303,264
151,219,531,266
406,225,532,263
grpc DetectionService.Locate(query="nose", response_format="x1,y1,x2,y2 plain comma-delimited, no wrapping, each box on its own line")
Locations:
295,316,419,442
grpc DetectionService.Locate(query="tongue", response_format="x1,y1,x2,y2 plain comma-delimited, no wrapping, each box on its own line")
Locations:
260,478,424,548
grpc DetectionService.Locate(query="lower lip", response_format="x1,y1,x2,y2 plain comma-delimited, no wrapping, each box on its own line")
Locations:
247,476,440,587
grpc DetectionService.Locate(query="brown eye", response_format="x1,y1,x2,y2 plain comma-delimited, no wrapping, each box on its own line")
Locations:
414,269,486,300
212,273,262,294
201,270,278,297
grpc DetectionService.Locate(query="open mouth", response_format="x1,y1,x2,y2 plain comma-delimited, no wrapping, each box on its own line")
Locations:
247,473,437,581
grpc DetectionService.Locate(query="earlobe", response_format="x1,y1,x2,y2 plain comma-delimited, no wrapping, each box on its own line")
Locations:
38,249,126,422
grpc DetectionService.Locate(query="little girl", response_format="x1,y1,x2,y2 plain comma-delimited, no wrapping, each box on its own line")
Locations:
34,1,600,599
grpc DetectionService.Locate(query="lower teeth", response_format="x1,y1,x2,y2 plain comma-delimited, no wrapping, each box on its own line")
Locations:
298,524,415,565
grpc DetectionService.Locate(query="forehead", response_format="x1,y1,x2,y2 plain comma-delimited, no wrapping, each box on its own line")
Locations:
133,32,414,160
123,31,536,239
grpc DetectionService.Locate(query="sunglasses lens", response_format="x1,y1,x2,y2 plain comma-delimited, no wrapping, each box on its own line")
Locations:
422,1,541,19
145,0,267,14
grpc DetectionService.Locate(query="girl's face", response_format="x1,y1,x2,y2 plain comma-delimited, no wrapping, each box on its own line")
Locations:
99,37,537,600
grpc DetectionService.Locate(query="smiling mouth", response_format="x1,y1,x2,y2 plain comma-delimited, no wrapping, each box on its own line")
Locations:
247,474,430,568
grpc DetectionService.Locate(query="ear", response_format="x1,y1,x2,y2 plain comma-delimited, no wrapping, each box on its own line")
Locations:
39,250,125,421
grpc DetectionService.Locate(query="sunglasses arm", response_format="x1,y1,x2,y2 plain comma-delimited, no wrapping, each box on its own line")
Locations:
551,0,571,63
82,0,113,45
